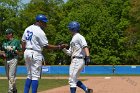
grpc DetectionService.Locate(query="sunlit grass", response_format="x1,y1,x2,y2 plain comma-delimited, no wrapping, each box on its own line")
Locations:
0,79,68,93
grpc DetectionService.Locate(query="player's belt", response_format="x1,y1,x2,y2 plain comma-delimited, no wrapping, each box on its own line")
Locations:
26,48,42,53
26,48,33,50
72,56,84,59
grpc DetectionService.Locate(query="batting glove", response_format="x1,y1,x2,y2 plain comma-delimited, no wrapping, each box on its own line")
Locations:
85,56,90,66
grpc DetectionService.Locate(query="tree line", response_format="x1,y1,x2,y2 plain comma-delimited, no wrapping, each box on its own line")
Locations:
0,0,140,65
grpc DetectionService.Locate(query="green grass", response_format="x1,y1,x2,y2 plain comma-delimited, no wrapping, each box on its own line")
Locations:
0,79,68,93
39,74,140,76
1,74,140,77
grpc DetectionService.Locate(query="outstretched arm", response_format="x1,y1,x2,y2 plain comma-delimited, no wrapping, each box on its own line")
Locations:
45,44,61,50
45,44,68,50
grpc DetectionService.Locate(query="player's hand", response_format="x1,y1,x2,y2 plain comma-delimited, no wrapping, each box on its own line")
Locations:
7,46,17,54
57,42,69,49
60,44,69,49
2,53,6,58
7,46,14,51
0,50,5,55
0,50,6,59
57,43,69,49
85,56,90,66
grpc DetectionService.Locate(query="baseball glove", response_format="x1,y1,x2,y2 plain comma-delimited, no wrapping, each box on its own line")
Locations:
85,56,90,66
0,50,5,55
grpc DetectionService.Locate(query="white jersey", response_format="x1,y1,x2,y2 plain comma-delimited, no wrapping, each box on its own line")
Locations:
22,24,48,52
63,33,87,57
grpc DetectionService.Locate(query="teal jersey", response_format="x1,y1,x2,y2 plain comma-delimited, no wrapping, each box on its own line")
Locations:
1,38,21,59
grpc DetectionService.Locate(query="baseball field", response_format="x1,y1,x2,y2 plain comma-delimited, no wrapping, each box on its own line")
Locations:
0,75,140,93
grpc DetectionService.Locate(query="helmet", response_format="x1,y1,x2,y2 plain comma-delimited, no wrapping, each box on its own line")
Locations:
67,21,80,32
36,14,48,23
5,28,14,35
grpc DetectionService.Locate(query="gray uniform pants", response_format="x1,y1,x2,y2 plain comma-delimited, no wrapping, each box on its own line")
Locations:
5,58,17,93
69,58,85,87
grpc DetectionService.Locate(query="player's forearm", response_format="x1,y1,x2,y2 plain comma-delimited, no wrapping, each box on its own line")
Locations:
83,47,90,56
45,44,60,50
21,42,26,52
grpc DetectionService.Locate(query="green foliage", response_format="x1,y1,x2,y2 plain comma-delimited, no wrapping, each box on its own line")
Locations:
0,0,140,65
58,0,131,65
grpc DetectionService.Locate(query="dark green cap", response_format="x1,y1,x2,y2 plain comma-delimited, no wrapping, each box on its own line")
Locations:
5,28,14,34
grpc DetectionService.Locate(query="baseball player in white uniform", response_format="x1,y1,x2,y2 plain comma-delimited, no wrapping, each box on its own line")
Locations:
62,21,93,93
22,14,66,93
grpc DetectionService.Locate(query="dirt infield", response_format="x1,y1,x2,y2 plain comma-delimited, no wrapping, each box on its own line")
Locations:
0,76,139,93
38,76,140,93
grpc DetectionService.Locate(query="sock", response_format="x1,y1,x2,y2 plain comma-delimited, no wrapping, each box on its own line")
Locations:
32,80,39,93
70,87,76,93
24,78,32,93
77,81,87,91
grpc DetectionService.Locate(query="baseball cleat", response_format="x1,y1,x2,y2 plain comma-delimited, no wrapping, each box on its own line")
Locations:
86,88,93,93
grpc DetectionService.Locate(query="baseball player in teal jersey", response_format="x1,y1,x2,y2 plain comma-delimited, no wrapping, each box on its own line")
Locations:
62,21,93,93
0,28,21,93
22,14,66,93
